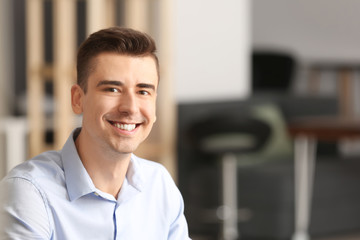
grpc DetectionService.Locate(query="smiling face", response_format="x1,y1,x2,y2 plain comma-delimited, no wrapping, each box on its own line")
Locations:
71,52,158,156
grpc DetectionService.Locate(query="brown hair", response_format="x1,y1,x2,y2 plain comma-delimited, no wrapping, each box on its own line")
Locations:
77,27,159,92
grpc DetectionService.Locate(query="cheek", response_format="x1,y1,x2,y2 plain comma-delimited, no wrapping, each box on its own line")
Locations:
141,102,156,122
148,103,157,120
83,98,109,121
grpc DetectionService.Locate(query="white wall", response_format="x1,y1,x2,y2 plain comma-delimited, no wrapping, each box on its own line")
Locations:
174,0,250,103
252,0,360,115
252,0,360,62
172,0,360,104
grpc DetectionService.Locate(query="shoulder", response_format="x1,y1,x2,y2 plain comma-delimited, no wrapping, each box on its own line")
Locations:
131,154,174,182
5,150,63,181
132,154,166,170
2,150,65,200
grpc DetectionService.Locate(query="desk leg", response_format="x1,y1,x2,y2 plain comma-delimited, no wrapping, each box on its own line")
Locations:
292,135,317,240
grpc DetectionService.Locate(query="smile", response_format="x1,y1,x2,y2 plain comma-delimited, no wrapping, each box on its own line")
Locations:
109,121,137,131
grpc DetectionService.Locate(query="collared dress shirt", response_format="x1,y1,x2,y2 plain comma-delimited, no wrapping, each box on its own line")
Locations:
0,129,190,240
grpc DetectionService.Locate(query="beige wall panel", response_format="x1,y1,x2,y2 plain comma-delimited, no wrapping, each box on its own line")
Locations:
124,0,150,32
53,0,77,150
157,0,176,180
87,0,115,35
26,0,46,157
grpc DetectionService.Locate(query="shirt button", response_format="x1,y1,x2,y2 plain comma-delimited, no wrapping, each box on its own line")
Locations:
94,192,99,196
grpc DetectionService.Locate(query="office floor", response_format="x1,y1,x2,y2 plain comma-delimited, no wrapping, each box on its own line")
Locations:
314,233,360,240
192,233,360,240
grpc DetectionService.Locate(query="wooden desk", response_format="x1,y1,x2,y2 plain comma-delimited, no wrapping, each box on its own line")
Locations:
288,117,360,240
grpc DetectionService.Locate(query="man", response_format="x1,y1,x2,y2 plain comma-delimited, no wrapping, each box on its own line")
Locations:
0,27,190,239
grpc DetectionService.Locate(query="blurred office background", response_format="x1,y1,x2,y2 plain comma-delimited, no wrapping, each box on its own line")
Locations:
1,0,360,239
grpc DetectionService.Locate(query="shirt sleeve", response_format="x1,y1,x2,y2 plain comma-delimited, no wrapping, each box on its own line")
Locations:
0,177,52,240
162,167,191,240
167,191,192,240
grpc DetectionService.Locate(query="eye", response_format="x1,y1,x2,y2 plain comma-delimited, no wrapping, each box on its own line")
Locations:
138,90,150,96
105,87,119,93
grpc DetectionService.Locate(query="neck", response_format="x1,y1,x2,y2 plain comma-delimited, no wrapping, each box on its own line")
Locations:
75,130,131,198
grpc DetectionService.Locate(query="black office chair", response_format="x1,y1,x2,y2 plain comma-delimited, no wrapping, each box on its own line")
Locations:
252,51,295,92
188,113,271,240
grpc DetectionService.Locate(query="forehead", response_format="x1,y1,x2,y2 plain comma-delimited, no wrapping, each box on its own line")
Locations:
91,52,157,73
88,52,159,85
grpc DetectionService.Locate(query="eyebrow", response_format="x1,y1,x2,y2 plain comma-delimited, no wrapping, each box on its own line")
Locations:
96,80,123,87
96,80,156,91
137,83,156,91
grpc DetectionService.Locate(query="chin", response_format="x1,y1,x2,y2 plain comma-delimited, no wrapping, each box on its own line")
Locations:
113,145,139,155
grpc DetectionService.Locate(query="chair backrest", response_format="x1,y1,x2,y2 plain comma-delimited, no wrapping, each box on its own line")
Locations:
252,51,295,92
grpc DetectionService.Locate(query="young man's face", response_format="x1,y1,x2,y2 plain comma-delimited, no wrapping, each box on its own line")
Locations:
72,52,158,155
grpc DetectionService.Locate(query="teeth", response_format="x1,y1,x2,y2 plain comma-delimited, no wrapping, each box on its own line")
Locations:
113,123,136,131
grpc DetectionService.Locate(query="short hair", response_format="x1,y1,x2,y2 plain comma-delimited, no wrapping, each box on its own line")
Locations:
76,27,159,92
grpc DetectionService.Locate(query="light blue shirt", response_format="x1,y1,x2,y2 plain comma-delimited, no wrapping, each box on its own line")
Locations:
0,129,190,240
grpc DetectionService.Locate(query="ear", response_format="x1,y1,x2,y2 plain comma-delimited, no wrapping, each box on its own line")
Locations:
71,84,84,114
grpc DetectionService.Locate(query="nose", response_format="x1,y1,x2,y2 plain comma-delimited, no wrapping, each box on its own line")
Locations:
118,92,138,116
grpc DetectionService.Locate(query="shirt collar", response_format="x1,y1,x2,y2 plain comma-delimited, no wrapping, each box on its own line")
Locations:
61,128,96,201
126,154,144,192
116,155,144,204
61,128,145,202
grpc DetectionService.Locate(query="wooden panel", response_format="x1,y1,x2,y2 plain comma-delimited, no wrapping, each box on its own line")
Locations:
124,0,149,32
338,69,354,118
53,0,77,150
105,0,116,27
87,0,115,35
157,0,177,180
26,0,45,157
